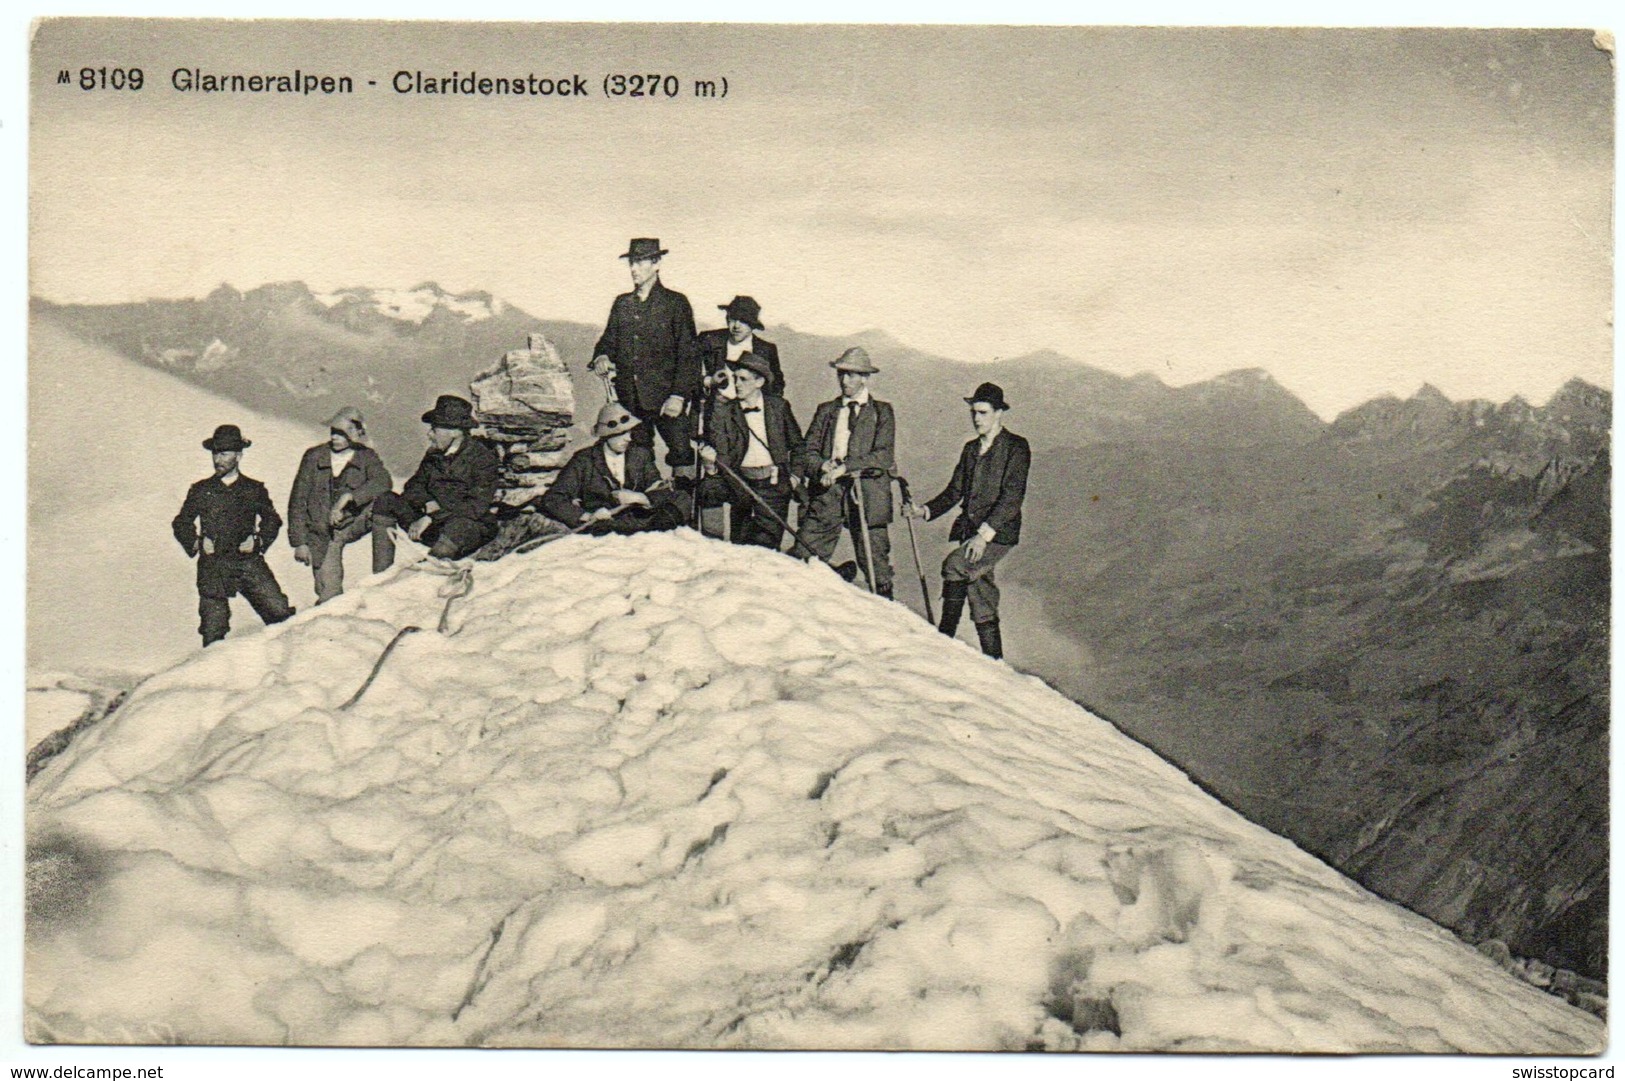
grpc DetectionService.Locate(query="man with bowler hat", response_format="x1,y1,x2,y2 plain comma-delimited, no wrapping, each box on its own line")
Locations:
697,295,785,402
541,403,686,535
287,406,394,603
372,395,500,561
798,347,897,596
589,238,702,476
171,424,295,647
904,382,1031,659
697,351,805,550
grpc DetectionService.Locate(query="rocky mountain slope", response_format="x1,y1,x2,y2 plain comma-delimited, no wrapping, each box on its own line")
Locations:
1017,383,1610,980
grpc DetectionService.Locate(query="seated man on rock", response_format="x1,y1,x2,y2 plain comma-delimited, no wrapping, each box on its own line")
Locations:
540,403,686,536
372,394,500,561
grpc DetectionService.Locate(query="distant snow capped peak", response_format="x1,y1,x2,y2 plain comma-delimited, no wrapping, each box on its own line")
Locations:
313,283,506,324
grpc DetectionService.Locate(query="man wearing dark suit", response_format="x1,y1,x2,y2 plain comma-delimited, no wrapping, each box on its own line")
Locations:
904,382,1031,659
697,295,786,401
798,347,897,597
540,403,686,535
372,395,500,560
697,351,805,550
172,424,295,646
589,237,701,472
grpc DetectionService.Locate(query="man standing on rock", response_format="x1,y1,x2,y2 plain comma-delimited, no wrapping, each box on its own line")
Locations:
171,424,295,647
541,403,686,535
697,351,806,550
589,238,701,479
904,382,1031,659
799,347,896,597
372,395,500,561
287,407,393,603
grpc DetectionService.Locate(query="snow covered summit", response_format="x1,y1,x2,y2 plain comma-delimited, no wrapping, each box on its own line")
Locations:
25,532,1602,1052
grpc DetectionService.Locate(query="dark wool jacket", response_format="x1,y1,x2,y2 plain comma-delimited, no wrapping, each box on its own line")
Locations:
173,473,283,558
286,444,392,552
924,428,1031,546
696,329,785,398
593,279,702,415
541,442,663,525
707,394,805,493
801,396,896,525
400,438,500,524
173,474,284,594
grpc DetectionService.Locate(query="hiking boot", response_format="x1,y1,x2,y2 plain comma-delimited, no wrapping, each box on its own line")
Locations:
975,619,1003,660
833,561,859,583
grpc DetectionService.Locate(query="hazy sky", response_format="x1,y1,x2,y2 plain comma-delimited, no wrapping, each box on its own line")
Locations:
30,22,1613,417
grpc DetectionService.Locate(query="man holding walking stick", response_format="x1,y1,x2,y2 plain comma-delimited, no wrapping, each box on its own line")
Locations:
799,347,896,597
696,352,807,551
903,382,1030,659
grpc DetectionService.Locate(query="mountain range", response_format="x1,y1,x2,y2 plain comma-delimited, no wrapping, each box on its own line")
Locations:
30,282,1610,983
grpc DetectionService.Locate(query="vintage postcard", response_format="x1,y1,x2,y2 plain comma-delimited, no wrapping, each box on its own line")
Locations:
19,15,1613,1073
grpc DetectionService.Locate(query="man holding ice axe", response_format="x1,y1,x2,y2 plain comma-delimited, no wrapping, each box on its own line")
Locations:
798,347,896,598
904,382,1030,659
696,351,806,550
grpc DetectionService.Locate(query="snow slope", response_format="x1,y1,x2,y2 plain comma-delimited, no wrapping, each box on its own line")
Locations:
24,532,1602,1052
30,318,332,674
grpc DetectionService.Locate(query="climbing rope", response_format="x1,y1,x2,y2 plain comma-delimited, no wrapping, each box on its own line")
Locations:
337,558,475,711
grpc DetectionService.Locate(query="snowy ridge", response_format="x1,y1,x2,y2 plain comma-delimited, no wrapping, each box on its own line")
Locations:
25,533,1601,1051
311,284,502,324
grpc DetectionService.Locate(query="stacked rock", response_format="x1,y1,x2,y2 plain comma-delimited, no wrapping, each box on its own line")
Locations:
469,332,575,509
469,333,577,559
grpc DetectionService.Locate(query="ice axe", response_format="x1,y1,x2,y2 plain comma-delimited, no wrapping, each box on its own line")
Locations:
893,474,935,624
707,453,818,558
588,354,619,404
845,469,883,595
510,478,671,556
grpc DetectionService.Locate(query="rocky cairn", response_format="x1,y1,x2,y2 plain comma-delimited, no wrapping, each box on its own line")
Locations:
469,333,576,557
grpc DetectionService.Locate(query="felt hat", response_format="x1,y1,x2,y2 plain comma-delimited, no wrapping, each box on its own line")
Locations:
420,394,478,429
830,347,879,374
730,351,774,382
964,382,1011,410
718,295,764,330
202,424,251,452
619,238,668,261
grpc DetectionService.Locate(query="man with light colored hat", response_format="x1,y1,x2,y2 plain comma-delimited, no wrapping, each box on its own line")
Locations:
798,346,897,596
589,237,701,476
904,381,1030,659
697,295,785,402
371,394,500,560
287,407,394,604
541,402,685,535
172,424,294,646
697,350,805,550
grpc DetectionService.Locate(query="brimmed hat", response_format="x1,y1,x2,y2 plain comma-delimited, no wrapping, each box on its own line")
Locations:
619,238,668,262
965,382,1011,410
202,424,251,452
326,406,369,445
421,394,478,430
730,351,774,382
594,402,642,438
831,347,879,374
719,295,764,330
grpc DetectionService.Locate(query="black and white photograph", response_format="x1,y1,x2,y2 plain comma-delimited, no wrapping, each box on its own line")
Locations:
14,12,1613,1069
